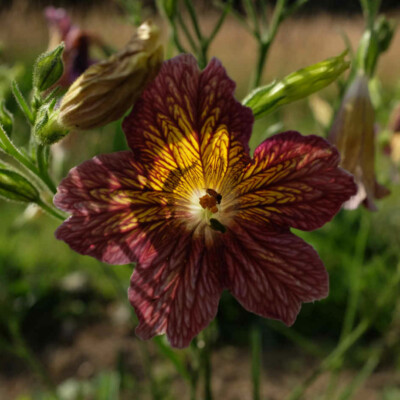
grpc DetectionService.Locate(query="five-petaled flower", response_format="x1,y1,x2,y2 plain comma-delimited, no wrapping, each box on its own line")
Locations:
54,54,356,348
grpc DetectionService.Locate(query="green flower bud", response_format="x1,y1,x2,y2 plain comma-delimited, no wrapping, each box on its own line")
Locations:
375,16,395,54
0,168,40,203
33,43,65,92
0,100,13,137
34,101,69,145
243,52,350,120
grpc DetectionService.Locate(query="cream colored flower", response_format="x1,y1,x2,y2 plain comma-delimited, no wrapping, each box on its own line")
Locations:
328,74,389,210
59,20,163,130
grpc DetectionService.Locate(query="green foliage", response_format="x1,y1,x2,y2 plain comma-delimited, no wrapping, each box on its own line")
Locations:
0,166,39,203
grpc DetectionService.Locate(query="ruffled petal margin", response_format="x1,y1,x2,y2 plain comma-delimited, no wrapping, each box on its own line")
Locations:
235,131,357,231
223,222,328,325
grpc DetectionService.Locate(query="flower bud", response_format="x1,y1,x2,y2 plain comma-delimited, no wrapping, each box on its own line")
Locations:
33,43,65,92
34,101,69,145
328,74,389,211
243,52,350,119
0,168,40,203
58,20,163,130
0,100,13,137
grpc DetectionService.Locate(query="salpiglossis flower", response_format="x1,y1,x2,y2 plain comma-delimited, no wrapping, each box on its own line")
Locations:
54,54,356,348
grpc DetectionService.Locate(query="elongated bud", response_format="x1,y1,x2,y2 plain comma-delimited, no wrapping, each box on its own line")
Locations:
34,101,69,145
243,52,350,119
33,43,65,92
59,20,163,130
0,100,13,137
0,168,40,203
328,74,389,211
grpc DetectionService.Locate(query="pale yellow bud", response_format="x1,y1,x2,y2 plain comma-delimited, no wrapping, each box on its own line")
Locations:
58,20,163,130
328,74,389,211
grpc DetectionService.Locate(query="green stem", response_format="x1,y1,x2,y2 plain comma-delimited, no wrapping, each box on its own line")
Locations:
243,0,261,37
198,329,213,400
359,0,381,30
0,125,56,194
207,0,232,44
252,41,270,89
251,0,288,89
177,12,199,53
98,262,192,388
340,212,370,341
267,321,324,358
37,144,57,194
9,318,57,395
183,0,203,42
285,319,370,400
337,345,382,400
169,18,188,54
37,198,66,221
286,263,400,400
189,340,200,400
214,1,253,35
251,324,262,400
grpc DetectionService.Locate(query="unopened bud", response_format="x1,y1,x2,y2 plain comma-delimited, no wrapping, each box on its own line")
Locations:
328,74,389,211
0,100,13,137
33,43,65,92
0,168,40,203
243,52,350,119
375,16,395,54
34,101,69,145
59,20,163,130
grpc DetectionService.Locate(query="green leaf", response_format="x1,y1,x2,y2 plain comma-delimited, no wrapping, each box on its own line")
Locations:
0,100,13,138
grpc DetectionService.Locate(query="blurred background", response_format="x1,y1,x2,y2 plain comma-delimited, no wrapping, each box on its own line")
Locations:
0,0,400,399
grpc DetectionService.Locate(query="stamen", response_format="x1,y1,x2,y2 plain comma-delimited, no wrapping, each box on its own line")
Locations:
199,194,218,213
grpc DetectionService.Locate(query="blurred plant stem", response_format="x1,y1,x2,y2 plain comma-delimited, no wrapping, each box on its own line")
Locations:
340,212,370,340
2,318,57,396
285,261,400,400
251,324,262,400
323,212,370,400
360,0,381,30
251,0,287,89
161,0,232,69
201,327,214,400
0,124,56,195
97,261,195,399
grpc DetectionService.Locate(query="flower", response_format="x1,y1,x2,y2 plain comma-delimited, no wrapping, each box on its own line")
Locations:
58,20,163,130
328,74,390,210
54,54,356,348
